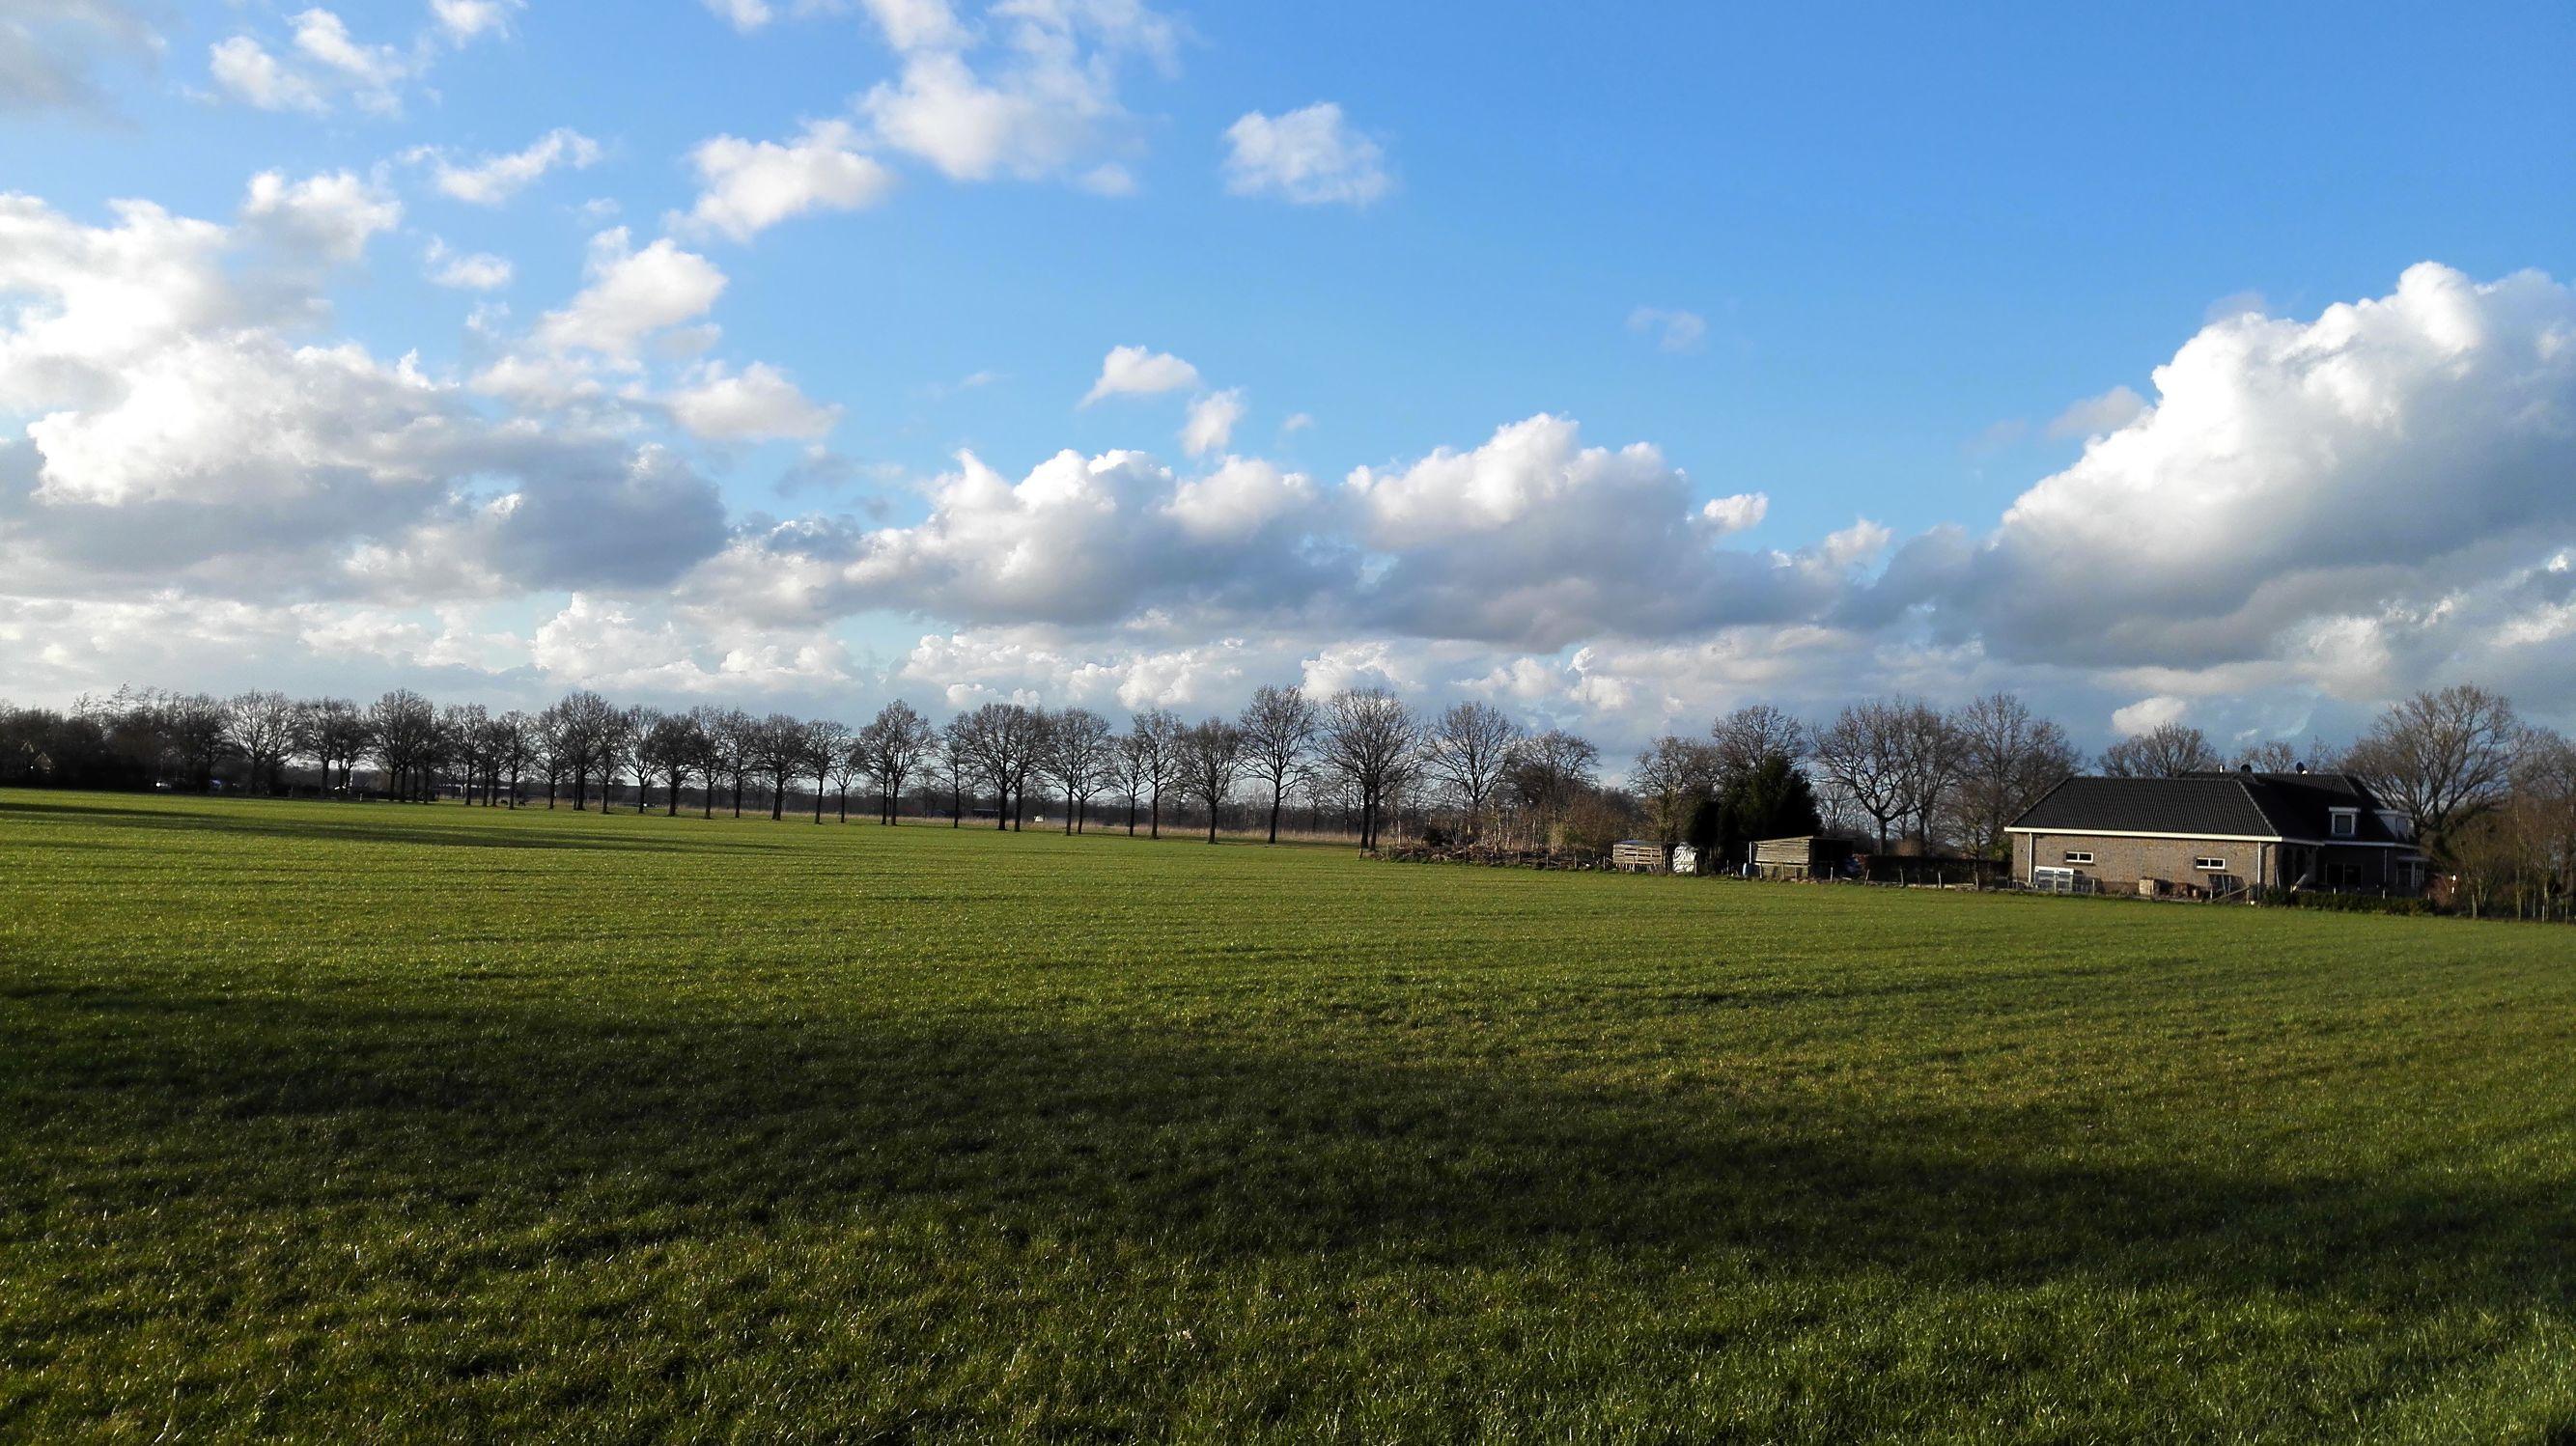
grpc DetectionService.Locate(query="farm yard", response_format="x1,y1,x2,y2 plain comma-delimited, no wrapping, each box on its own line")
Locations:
3,789,2572,1440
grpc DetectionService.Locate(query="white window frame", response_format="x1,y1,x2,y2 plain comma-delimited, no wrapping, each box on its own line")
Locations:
2330,808,2358,838
2062,850,2093,865
2194,856,2228,872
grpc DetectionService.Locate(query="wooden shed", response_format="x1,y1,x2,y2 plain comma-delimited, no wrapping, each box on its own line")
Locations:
1610,840,1666,873
1750,835,1856,880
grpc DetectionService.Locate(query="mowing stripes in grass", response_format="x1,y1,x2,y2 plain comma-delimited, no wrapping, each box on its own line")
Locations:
2,790,2572,1439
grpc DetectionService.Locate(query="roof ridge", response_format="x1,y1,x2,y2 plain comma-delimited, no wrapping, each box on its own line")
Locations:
2230,772,2288,838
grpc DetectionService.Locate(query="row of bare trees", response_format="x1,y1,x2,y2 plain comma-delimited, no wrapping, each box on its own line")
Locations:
2,684,1575,851
7,680,2571,910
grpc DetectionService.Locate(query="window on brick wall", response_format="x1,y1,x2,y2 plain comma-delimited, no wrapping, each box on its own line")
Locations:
2062,850,2093,864
2194,856,2226,871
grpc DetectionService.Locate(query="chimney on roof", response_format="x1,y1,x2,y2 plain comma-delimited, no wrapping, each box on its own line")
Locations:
2296,763,2309,774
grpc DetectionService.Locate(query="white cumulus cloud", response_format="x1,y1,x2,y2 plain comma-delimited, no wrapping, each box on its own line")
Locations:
430,0,520,43
420,128,602,207
1222,103,1393,207
1916,263,2576,676
1081,344,1198,404
208,35,321,112
674,119,897,241
665,361,840,440
1181,387,1245,458
533,228,728,361
424,238,512,290
239,169,401,264
859,0,1172,187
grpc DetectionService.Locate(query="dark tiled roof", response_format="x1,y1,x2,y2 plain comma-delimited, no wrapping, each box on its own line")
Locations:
2011,775,2280,837
2010,771,2405,845
2231,771,2406,845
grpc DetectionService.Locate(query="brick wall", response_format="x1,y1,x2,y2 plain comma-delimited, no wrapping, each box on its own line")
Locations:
2016,831,2276,892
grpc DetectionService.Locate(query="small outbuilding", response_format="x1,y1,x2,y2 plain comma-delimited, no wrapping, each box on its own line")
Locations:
1750,835,1857,880
1610,840,1666,873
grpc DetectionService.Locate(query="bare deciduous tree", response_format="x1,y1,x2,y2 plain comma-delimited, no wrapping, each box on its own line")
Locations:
1319,688,1419,851
859,701,937,824
438,703,489,805
544,690,617,810
225,691,297,794
1890,702,1967,847
2345,684,2528,856
1239,683,1321,846
368,689,439,803
951,703,1044,830
1951,692,2076,856
1630,735,1721,862
608,707,657,813
491,709,534,808
936,721,971,827
827,731,868,822
1424,700,1521,841
2097,722,2221,780
1810,700,1914,850
1122,708,1182,838
2230,737,2344,775
1712,704,1806,782
294,698,372,795
706,709,757,818
800,718,852,823
640,712,701,815
1041,708,1116,833
1505,729,1600,850
1177,717,1248,843
752,713,806,820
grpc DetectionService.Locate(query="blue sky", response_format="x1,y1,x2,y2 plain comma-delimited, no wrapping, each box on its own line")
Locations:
3,0,2573,754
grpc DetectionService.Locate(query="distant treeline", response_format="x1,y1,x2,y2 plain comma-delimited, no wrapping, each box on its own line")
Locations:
4,681,2570,919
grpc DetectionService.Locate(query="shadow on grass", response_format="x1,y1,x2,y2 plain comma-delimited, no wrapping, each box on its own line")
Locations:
7,982,2569,1328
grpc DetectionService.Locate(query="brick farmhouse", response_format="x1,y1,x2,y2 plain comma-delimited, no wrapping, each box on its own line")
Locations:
2006,769,2426,897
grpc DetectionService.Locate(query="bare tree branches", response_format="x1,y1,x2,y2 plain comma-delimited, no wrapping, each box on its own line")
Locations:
1711,704,1806,780
2345,684,2529,855
859,701,937,824
799,718,852,823
1953,693,2078,856
1810,701,1909,850
2097,723,2221,780
1505,729,1599,850
1239,684,1321,846
1318,689,1418,851
1177,718,1249,843
1630,735,1721,861
1424,701,1520,841
1122,709,1182,838
224,691,297,794
1042,708,1116,833
950,703,1044,830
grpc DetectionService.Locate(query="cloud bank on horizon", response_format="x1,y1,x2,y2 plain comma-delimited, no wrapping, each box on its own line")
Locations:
2,0,2572,759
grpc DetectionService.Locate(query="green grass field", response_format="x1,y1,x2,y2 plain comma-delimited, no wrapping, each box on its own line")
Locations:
3,790,2572,1440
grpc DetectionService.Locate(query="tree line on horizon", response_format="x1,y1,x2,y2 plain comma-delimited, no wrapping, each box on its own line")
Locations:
3,680,2570,917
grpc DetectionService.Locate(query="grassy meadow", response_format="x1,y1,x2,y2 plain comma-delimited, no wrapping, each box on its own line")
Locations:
2,788,2572,1440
